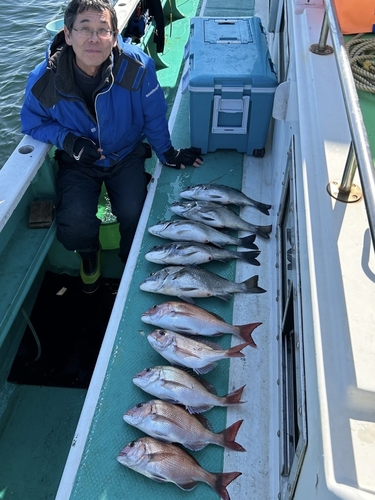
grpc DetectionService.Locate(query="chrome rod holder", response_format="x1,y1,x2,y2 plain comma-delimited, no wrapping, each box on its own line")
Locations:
327,143,363,202
310,12,334,55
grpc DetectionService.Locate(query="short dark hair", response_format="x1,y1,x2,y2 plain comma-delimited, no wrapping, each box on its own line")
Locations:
64,0,118,32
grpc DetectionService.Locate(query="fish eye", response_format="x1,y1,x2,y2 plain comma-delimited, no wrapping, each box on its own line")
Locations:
129,441,136,447
146,368,152,372
159,330,166,336
136,403,144,408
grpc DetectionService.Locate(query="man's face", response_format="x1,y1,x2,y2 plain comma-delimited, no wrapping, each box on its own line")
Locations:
64,8,118,76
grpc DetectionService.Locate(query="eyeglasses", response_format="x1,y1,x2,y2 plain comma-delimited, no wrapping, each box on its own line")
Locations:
72,27,115,39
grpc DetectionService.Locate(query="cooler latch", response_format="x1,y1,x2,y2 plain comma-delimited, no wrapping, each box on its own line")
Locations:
211,95,250,135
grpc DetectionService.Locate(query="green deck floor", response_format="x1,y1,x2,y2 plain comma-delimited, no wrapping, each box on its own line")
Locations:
0,386,86,499
68,88,252,500
68,1,257,498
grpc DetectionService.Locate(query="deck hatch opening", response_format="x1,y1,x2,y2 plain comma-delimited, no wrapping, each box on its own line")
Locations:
277,139,307,499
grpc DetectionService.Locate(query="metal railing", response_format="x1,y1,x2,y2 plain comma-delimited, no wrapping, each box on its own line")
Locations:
311,0,375,251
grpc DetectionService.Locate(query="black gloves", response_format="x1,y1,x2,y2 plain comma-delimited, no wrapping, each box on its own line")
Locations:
63,133,102,167
72,137,102,166
163,146,202,169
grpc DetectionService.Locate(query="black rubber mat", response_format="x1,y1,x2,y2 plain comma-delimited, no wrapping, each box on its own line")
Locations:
8,271,119,389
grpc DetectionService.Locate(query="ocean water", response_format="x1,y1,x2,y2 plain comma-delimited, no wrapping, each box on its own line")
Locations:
0,1,66,169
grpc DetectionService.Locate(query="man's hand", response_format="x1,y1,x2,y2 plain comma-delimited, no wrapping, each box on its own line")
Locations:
72,137,102,166
163,147,203,170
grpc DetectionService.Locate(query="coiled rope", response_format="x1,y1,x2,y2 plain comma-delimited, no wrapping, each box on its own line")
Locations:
346,33,375,93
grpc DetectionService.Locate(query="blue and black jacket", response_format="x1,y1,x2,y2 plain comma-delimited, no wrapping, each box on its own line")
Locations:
21,31,172,168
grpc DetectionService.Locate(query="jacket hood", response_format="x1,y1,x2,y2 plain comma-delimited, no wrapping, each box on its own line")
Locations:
48,30,66,63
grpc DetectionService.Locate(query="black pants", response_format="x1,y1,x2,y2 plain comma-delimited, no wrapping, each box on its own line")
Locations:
55,143,151,262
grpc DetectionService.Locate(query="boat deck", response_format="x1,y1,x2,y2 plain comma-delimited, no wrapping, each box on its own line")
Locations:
55,1,277,499
55,2,375,500
1,0,375,499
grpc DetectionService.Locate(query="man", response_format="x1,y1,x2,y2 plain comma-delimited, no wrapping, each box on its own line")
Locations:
21,0,202,293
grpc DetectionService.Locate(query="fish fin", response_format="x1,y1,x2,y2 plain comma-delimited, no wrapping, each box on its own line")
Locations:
246,197,272,215
152,435,173,443
235,322,262,346
196,338,225,350
176,294,196,304
256,224,273,240
212,471,242,500
169,365,210,385
173,326,197,335
207,194,225,202
186,404,214,414
219,419,246,452
199,214,217,224
148,452,175,466
201,308,228,324
149,467,198,489
160,396,184,405
197,376,217,395
194,362,217,375
216,293,232,302
149,475,169,484
238,250,261,266
183,442,207,451
194,412,213,431
224,384,246,405
176,481,199,491
238,234,259,249
225,342,251,357
254,201,272,216
170,360,216,375
210,241,224,248
176,368,218,394
243,275,267,294
173,345,202,360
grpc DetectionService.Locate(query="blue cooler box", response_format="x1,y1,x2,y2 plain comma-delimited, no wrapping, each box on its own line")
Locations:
187,17,277,156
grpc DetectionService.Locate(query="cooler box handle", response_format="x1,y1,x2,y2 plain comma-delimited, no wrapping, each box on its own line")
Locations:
211,95,250,134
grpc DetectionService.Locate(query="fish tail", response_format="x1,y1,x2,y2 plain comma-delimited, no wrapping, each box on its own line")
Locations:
253,201,272,216
212,471,242,500
236,322,262,346
226,342,250,357
224,384,246,405
238,250,261,266
243,275,267,294
256,224,273,240
219,419,246,452
238,234,258,250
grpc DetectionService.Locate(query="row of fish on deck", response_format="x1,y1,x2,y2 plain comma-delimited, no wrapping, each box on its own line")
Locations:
117,183,272,500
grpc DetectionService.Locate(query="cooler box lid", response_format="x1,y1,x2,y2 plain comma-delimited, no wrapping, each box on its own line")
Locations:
188,17,278,90
203,18,253,44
